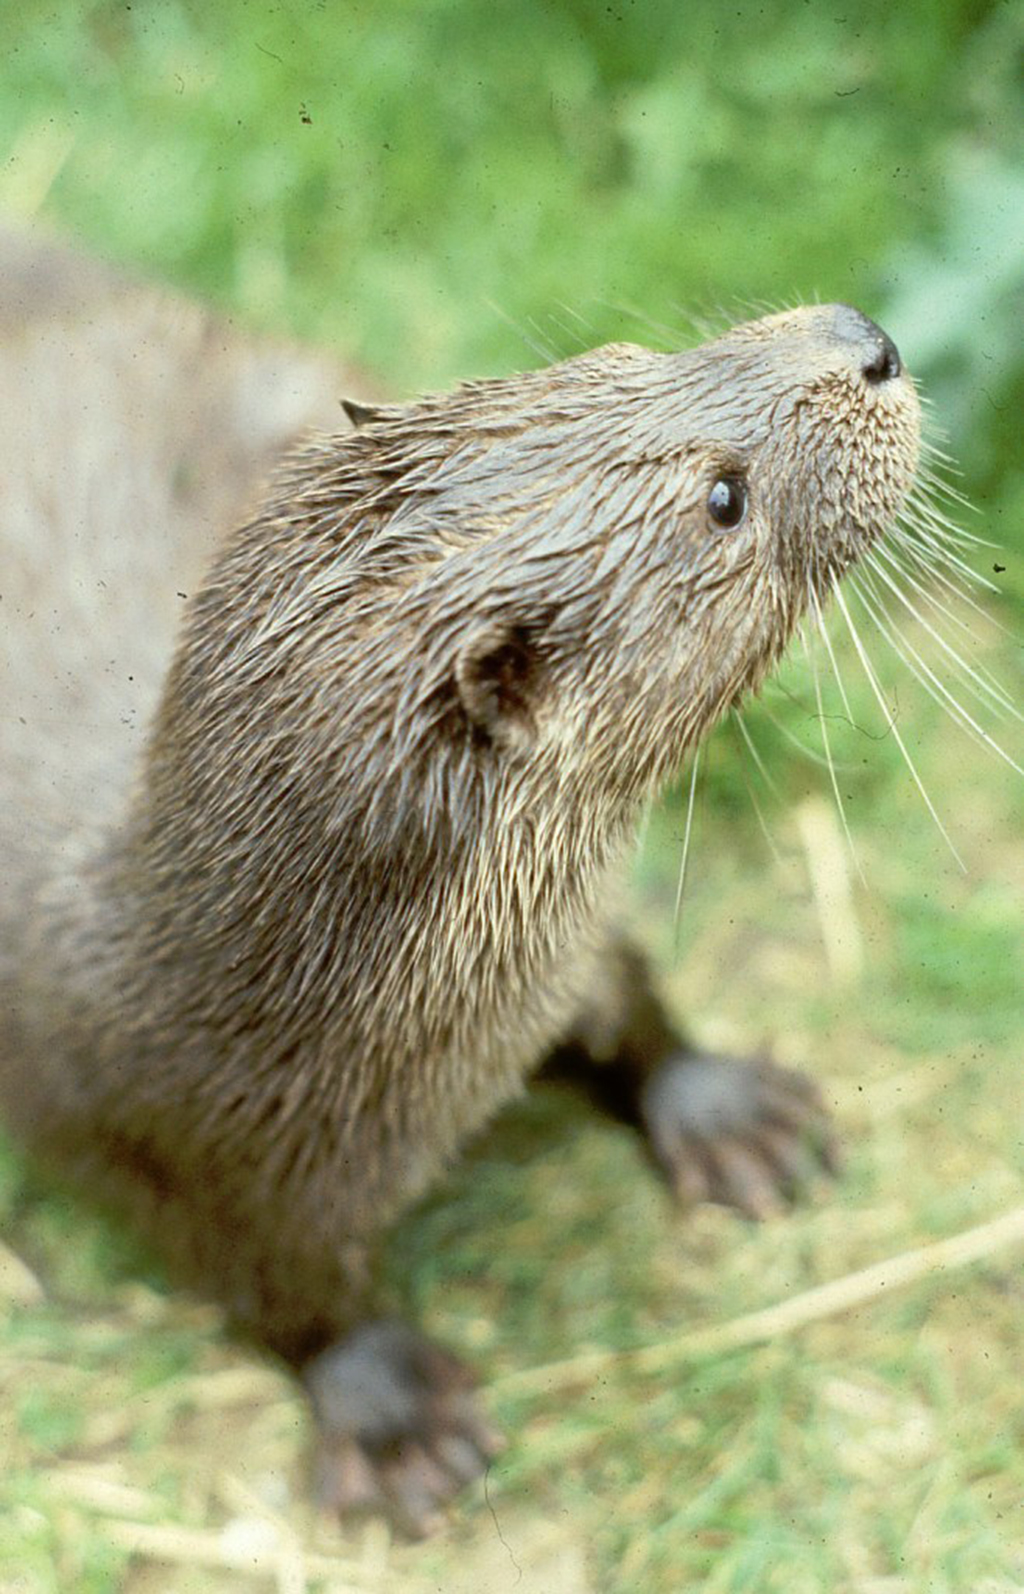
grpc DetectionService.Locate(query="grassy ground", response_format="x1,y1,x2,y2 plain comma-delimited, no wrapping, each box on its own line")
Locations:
1,3,1021,1591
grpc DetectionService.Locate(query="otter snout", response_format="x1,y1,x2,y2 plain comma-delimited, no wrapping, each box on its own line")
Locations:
830,304,903,385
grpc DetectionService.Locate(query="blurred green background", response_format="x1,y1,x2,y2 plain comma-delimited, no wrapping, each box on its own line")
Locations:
1,3,1021,1592
1,0,1021,527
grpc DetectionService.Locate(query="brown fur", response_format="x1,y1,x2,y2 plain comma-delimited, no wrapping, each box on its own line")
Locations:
0,231,920,1470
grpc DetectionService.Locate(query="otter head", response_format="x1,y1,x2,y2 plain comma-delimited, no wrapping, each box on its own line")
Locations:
153,304,921,874
334,304,921,815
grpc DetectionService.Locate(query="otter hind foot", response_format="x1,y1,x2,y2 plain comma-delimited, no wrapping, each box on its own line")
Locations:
640,1053,840,1221
303,1321,504,1538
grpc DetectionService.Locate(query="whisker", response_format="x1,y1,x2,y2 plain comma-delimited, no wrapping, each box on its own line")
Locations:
808,585,854,721
889,515,1001,597
481,299,561,364
916,454,971,492
894,520,1000,592
916,434,971,481
901,487,999,562
850,574,1024,777
861,552,1022,724
867,545,1017,695
913,461,988,529
905,473,982,523
832,586,965,870
729,718,784,863
550,300,602,335
590,297,698,349
918,435,963,471
525,316,565,363
870,539,994,647
673,746,701,941
757,696,839,770
804,625,866,886
732,711,783,799
547,303,601,355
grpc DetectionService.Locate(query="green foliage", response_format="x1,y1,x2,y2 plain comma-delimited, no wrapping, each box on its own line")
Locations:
2,2,1021,469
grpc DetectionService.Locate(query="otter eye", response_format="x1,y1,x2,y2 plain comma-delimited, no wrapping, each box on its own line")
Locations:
707,476,747,530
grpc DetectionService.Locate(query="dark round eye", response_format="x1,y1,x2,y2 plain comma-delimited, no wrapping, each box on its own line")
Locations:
707,476,747,529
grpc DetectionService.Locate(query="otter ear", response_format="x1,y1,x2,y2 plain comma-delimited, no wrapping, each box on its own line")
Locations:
341,397,383,429
454,620,540,748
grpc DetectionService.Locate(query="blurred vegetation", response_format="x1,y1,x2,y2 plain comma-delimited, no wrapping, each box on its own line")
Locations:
2,2,1021,561
0,2,1021,1591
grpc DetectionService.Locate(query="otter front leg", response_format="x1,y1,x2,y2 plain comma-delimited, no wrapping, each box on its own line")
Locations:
242,1245,501,1536
542,941,840,1219
302,1323,503,1539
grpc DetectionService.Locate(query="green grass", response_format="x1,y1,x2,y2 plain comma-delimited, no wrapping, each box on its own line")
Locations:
1,2,1022,1590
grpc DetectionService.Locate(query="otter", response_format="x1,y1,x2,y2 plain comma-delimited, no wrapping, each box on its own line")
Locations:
0,228,920,1537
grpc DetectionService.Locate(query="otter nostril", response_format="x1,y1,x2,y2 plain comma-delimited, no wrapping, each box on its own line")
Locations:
862,332,902,385
831,306,904,384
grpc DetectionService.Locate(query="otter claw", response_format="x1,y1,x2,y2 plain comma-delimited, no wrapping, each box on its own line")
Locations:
640,1052,839,1219
304,1320,503,1537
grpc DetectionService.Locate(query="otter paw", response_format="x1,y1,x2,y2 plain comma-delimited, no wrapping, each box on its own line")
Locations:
302,1320,503,1539
639,1053,840,1220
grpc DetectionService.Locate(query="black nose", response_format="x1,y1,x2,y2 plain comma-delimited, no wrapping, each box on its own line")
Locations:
832,304,903,383
861,330,902,384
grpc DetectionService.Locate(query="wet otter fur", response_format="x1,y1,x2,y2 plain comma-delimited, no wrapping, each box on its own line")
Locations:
0,229,920,1535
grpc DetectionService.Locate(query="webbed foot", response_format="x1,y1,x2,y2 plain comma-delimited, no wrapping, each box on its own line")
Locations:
640,1052,840,1220
303,1320,503,1538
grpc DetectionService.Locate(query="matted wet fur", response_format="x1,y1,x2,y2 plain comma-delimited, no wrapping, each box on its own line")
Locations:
0,228,920,1536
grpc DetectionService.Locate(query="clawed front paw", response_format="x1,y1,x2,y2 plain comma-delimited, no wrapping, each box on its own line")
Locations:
640,1052,840,1220
303,1320,504,1539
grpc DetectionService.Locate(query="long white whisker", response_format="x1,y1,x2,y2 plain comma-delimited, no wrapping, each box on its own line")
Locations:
903,509,1001,573
481,299,560,362
918,439,965,475
888,517,1002,602
912,469,991,539
757,698,839,768
862,551,1023,724
732,711,783,799
808,585,854,721
894,520,1000,591
673,745,701,940
900,484,993,546
759,657,863,769
832,585,965,870
870,539,996,647
851,575,1024,777
804,627,865,886
862,556,1014,725
729,721,783,863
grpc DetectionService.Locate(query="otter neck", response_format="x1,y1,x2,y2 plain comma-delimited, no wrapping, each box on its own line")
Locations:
98,719,640,1077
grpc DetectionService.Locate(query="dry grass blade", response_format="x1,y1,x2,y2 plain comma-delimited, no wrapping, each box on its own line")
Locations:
99,1518,382,1593
494,1205,1024,1398
796,794,864,981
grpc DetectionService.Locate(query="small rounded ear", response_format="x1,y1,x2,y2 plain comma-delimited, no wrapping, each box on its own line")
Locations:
454,620,541,748
341,397,384,429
